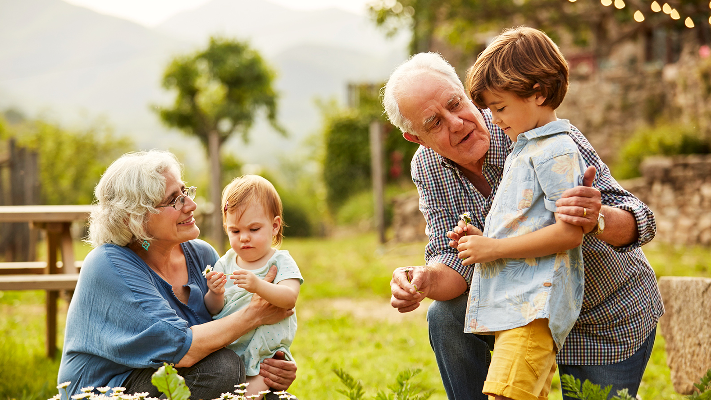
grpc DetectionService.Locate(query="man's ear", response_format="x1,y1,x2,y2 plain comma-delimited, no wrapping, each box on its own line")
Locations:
403,132,426,146
532,83,547,106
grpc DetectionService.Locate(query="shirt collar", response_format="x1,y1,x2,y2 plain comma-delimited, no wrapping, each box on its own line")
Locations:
519,119,571,141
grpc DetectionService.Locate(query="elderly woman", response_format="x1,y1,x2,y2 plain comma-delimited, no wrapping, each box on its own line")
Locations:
58,150,297,400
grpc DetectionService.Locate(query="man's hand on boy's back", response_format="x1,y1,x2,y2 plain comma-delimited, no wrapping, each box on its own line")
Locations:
555,166,601,233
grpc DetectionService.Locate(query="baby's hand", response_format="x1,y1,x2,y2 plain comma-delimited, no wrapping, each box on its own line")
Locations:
231,269,260,293
206,271,227,294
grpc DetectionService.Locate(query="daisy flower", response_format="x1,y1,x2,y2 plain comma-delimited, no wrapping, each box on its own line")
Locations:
202,265,212,278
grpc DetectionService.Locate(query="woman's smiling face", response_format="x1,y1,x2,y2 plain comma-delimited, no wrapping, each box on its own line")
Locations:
144,168,200,246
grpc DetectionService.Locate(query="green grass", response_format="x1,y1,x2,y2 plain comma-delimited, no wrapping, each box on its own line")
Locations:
0,234,708,400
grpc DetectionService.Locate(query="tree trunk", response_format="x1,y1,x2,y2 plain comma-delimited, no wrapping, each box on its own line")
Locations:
208,130,223,254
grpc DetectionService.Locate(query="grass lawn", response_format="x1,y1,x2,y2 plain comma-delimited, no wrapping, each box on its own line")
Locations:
0,234,708,400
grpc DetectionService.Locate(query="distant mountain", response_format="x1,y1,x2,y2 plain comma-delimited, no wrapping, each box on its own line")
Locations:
156,0,407,56
0,0,409,167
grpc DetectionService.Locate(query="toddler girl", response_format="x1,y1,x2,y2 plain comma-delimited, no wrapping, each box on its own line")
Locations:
204,175,302,399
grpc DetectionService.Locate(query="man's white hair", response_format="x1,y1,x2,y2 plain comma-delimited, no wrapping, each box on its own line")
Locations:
382,52,465,136
87,150,182,247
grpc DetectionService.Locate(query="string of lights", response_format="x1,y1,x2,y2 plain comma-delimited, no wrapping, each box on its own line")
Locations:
567,0,711,28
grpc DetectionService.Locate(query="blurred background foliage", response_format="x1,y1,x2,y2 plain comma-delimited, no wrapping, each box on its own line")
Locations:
0,110,133,206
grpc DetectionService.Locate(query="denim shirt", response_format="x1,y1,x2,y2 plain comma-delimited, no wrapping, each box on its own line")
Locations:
463,120,586,351
57,239,218,398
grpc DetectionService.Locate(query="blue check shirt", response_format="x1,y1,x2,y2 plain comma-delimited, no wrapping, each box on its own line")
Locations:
412,109,664,364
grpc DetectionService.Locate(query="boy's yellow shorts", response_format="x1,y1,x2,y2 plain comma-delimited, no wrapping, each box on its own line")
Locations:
483,318,557,400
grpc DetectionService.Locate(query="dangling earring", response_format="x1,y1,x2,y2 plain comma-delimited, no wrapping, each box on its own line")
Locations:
142,240,150,250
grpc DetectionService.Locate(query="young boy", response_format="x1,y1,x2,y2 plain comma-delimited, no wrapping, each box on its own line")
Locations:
453,26,586,400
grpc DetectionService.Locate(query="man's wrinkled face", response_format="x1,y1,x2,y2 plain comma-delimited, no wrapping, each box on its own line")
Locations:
398,71,490,168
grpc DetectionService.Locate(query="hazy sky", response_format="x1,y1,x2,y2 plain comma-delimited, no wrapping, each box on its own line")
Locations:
63,0,375,26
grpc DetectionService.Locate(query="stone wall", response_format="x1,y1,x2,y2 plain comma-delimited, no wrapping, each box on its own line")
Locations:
391,192,427,243
657,276,711,394
621,155,711,246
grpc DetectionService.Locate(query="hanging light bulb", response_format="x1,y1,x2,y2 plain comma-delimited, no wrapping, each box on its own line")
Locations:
670,9,680,19
662,3,672,13
651,1,661,12
614,0,625,9
685,17,695,27
601,0,612,6
634,10,645,22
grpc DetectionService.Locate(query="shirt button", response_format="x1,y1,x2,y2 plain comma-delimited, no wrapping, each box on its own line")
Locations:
543,282,552,287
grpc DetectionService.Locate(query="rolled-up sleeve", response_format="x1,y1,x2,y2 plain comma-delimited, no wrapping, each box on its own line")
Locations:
568,127,657,250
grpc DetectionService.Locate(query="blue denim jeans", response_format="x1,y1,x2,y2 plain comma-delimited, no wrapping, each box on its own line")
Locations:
427,293,656,400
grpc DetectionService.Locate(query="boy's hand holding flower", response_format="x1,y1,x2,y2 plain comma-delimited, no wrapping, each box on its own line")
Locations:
456,227,498,266
447,218,482,249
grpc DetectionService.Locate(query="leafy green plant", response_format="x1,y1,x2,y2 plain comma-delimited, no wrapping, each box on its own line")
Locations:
612,122,711,180
563,368,711,400
689,368,711,400
150,364,190,400
561,374,635,400
333,367,433,400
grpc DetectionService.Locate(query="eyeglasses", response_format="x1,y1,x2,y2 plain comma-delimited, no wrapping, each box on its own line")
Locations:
157,186,197,211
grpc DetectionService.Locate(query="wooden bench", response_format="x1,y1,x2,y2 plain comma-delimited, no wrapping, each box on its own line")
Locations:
0,273,80,290
0,205,94,358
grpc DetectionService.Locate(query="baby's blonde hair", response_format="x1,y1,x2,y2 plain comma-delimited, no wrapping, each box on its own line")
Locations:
221,175,284,246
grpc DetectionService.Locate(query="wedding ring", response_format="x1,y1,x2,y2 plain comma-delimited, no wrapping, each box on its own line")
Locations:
583,207,587,217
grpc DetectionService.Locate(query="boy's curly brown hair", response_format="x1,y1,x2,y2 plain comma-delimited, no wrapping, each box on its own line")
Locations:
466,26,569,110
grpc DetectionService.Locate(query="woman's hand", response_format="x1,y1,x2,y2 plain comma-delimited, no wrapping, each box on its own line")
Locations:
259,351,297,390
243,266,293,326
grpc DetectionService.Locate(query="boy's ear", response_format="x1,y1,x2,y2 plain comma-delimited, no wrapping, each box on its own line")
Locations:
403,132,426,146
532,83,547,106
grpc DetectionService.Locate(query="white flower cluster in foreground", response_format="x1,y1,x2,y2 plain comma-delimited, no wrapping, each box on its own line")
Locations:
53,382,296,400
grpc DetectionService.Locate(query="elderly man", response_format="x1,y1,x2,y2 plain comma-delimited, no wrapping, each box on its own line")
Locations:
384,52,663,399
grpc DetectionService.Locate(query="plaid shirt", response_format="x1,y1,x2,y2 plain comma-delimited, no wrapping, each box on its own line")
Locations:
412,109,665,365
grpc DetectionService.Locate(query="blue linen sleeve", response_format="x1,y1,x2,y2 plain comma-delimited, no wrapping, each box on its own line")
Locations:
75,245,193,368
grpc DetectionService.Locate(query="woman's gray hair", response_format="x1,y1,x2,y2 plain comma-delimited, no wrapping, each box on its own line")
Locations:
87,150,182,247
382,52,465,136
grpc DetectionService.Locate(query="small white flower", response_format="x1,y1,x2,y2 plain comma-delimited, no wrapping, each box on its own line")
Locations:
49,394,62,400
111,387,126,394
134,392,150,399
57,382,71,390
71,394,90,399
80,387,94,393
202,265,212,278
258,390,271,395
97,388,111,394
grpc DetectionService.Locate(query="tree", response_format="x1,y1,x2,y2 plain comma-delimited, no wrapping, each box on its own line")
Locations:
369,0,711,68
154,37,285,251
